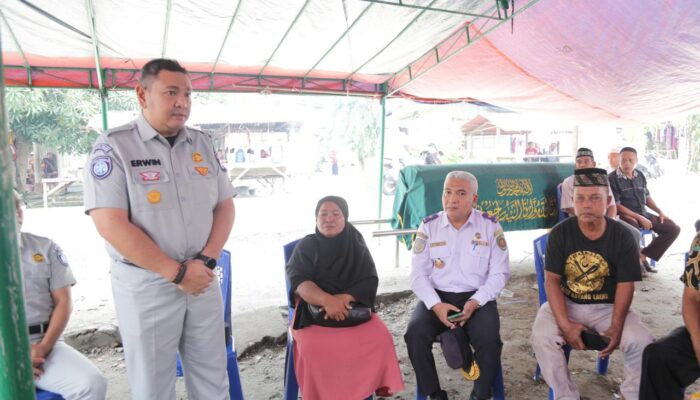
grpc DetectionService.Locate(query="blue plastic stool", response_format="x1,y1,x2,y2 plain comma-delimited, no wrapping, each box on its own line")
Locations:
175,250,244,400
532,233,609,400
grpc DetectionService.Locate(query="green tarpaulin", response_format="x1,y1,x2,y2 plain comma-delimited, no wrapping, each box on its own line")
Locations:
391,163,574,246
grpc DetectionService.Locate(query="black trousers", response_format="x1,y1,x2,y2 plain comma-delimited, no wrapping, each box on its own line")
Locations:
620,214,680,261
640,326,700,400
404,290,502,399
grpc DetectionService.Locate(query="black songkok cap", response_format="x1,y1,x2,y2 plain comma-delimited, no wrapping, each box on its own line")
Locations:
575,147,594,159
574,168,609,187
620,146,637,154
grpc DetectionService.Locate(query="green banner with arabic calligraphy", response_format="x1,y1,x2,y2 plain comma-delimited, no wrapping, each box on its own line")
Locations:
391,163,573,237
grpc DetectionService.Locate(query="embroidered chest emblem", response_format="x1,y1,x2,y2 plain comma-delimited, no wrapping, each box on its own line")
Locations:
139,171,161,182
194,166,209,176
147,190,161,204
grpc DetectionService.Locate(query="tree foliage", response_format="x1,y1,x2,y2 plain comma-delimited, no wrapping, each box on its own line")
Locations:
6,88,138,155
332,97,380,169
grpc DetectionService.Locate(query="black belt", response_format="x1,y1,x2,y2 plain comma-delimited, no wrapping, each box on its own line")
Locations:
28,322,49,335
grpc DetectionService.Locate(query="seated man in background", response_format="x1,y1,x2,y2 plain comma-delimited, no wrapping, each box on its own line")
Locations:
531,168,653,400
405,171,510,400
14,194,107,399
608,147,621,172
609,146,680,271
640,221,700,400
560,148,644,274
560,148,617,219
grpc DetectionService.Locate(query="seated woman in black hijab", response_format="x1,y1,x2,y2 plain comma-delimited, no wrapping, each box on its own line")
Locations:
286,196,404,400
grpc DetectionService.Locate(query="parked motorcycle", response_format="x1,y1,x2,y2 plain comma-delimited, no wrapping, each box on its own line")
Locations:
637,152,663,179
382,157,405,195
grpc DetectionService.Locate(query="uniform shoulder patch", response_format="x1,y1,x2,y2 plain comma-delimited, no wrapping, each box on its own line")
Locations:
482,211,499,223
54,245,69,267
91,156,113,180
91,142,113,155
422,213,440,224
494,227,507,251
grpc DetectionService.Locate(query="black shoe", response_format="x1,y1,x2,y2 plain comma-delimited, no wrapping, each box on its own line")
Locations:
642,260,658,273
469,391,490,400
430,389,448,400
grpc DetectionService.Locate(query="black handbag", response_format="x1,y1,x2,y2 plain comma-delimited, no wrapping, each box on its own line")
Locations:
307,302,372,328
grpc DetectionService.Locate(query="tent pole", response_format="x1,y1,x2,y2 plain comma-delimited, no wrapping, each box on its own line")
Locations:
0,30,36,400
100,87,109,132
377,97,386,219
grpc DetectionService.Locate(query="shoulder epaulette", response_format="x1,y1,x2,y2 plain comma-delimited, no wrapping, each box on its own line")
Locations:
105,120,136,136
422,213,439,224
482,211,499,223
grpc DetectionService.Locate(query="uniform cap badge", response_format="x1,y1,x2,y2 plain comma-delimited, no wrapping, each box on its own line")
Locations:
147,190,161,204
192,152,203,163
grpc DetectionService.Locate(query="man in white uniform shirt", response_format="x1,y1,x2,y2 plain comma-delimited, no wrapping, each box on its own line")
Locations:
404,171,510,400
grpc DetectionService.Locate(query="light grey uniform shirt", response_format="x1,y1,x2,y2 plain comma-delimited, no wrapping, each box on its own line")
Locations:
83,114,235,263
20,232,76,325
411,210,511,310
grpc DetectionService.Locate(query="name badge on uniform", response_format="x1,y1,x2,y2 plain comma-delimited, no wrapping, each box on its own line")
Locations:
430,241,447,248
471,232,488,247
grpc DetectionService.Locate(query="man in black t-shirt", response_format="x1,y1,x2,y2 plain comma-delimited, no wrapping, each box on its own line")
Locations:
531,168,653,400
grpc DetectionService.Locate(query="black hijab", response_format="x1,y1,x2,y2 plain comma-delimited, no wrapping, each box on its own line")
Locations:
286,196,378,329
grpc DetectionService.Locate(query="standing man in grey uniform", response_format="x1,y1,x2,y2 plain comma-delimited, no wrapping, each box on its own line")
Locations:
14,195,107,399
404,171,510,400
84,59,235,400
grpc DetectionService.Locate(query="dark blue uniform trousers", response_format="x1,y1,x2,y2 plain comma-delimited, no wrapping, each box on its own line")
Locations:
404,290,502,399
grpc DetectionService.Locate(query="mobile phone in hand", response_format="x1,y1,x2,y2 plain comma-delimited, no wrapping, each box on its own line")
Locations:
447,311,464,321
581,329,610,351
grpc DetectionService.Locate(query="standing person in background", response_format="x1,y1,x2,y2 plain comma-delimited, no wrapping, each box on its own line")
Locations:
84,58,235,400
329,150,339,176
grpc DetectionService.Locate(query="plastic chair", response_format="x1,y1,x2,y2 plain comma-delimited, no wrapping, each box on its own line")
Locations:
532,233,609,400
175,250,244,400
283,239,373,400
35,389,63,399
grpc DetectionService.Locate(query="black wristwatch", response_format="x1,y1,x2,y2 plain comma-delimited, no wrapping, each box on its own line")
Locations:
194,253,217,270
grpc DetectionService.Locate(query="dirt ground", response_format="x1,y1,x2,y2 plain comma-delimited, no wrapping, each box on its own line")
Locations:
85,249,699,400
